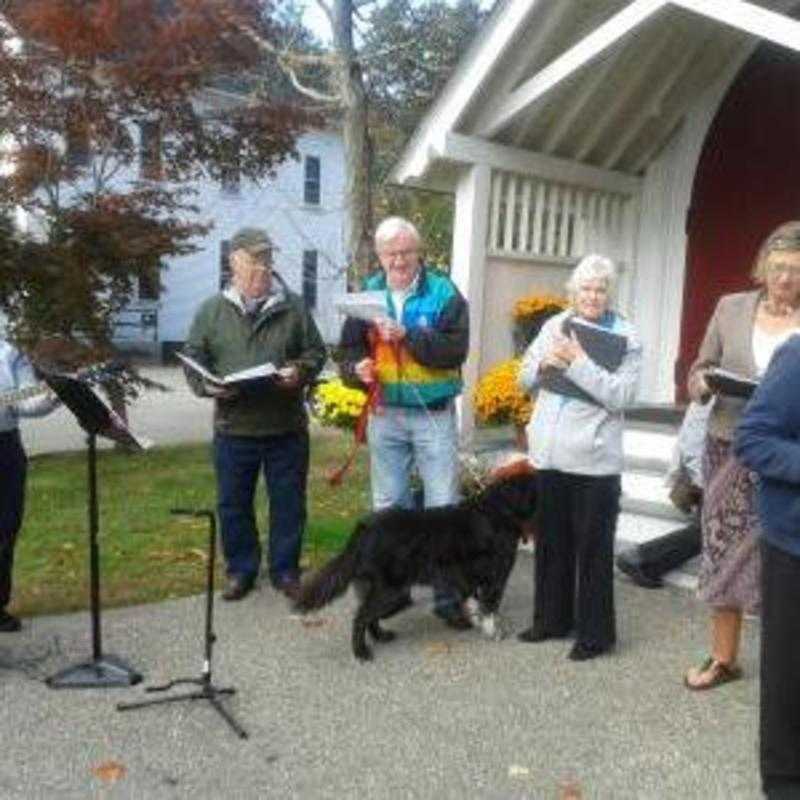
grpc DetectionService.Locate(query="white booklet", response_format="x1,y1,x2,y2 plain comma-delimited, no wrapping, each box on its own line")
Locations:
333,291,388,322
176,352,278,387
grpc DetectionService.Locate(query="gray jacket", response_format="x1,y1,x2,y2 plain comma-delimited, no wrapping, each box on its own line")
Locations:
519,310,642,476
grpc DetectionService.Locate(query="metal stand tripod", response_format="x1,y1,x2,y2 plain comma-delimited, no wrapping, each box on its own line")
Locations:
116,509,247,739
47,430,142,688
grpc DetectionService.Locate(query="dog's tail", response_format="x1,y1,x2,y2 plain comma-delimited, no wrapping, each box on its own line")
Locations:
294,522,363,613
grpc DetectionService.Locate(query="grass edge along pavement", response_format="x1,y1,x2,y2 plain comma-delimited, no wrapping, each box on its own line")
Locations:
12,432,371,618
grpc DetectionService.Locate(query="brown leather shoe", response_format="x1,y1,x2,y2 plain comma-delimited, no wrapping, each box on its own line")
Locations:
222,575,254,601
277,578,302,603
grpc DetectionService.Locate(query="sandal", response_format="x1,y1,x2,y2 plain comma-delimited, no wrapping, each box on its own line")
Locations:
684,657,742,691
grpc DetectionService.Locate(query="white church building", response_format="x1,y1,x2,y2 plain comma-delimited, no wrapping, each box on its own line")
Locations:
391,0,800,437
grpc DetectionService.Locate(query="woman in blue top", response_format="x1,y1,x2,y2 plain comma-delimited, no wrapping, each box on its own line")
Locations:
735,244,800,800
517,254,642,660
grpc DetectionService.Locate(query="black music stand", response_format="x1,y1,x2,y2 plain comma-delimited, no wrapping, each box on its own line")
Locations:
116,509,248,739
43,372,144,689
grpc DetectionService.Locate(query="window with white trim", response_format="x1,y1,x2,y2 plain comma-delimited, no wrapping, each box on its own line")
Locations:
302,250,318,309
303,155,321,205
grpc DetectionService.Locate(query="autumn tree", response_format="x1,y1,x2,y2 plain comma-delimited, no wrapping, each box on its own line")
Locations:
365,0,486,266
0,0,314,363
253,0,485,277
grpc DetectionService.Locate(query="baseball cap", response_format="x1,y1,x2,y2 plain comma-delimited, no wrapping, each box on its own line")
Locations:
230,227,276,256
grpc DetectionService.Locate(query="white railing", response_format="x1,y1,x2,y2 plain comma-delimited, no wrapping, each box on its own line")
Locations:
487,170,633,262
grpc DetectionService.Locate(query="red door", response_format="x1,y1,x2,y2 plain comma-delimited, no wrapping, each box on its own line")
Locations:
676,41,800,398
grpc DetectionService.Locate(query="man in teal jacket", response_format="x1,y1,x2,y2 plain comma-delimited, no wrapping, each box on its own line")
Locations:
184,227,326,602
338,216,470,627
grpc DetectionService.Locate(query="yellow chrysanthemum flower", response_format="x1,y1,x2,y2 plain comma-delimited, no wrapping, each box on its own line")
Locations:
512,292,568,322
473,358,533,427
312,378,368,430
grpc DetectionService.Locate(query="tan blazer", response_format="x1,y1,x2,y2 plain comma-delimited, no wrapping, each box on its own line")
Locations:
688,290,760,441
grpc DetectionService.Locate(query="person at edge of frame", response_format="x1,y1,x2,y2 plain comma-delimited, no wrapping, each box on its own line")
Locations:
0,338,60,632
615,401,710,589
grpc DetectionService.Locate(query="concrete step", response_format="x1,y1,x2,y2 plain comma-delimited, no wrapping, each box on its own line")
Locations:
623,425,676,465
620,471,685,522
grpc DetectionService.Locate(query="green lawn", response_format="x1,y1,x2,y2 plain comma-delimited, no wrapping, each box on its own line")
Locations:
12,430,370,618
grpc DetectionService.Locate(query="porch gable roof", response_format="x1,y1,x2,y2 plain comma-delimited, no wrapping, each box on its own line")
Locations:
391,0,800,188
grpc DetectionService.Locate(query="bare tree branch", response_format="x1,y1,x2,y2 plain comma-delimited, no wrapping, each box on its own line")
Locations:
236,24,337,67
283,63,340,104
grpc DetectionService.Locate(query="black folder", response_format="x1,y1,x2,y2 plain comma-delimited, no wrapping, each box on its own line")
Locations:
705,368,758,399
539,316,628,404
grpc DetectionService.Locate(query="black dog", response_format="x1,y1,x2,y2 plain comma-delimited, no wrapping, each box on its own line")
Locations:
295,466,537,661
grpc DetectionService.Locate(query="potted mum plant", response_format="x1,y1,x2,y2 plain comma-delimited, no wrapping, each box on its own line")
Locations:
512,292,568,355
473,358,533,450
310,377,368,431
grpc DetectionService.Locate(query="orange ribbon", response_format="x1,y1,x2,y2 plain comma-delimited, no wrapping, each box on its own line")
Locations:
328,326,398,487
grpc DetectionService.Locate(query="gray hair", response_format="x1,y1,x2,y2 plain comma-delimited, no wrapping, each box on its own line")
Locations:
565,254,617,300
374,217,422,251
751,220,800,283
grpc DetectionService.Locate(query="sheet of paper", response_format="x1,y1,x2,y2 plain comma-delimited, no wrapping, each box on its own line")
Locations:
333,291,388,322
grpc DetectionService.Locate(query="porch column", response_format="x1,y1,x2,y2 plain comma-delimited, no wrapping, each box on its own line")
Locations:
450,162,490,446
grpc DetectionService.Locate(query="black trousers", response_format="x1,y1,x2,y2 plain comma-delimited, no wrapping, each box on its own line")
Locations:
618,520,701,579
0,430,27,610
533,470,620,649
760,539,800,796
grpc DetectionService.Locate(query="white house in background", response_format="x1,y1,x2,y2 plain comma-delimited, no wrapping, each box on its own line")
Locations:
390,0,800,438
117,92,348,355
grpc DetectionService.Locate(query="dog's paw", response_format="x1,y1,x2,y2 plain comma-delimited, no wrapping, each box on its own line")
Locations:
463,597,482,627
480,613,511,641
354,646,374,662
369,625,397,643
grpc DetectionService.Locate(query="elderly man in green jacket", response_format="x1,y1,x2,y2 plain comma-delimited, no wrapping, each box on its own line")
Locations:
183,227,326,602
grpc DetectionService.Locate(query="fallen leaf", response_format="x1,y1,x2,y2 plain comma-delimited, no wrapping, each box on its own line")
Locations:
558,780,583,799
424,641,453,657
91,761,127,783
300,617,327,628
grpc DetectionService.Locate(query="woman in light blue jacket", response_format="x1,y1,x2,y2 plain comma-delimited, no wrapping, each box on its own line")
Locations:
517,255,642,660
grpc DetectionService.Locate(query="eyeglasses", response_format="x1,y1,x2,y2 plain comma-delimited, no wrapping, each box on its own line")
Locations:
381,248,418,262
767,262,800,277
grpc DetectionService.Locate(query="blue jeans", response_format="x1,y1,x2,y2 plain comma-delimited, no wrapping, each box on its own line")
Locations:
368,405,460,511
367,404,461,611
213,431,309,585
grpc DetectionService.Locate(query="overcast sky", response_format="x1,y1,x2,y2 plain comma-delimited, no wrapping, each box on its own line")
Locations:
300,0,494,44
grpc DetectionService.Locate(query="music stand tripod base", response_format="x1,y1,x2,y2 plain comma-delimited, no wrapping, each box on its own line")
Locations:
116,508,248,740
47,654,143,689
117,678,248,739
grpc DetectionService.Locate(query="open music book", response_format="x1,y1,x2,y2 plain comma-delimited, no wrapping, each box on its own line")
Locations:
176,352,278,387
705,367,758,399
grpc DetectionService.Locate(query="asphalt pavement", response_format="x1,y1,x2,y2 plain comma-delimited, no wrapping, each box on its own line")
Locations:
7,365,762,798
0,554,761,799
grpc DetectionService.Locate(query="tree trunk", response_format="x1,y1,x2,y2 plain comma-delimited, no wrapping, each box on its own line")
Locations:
333,0,373,285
